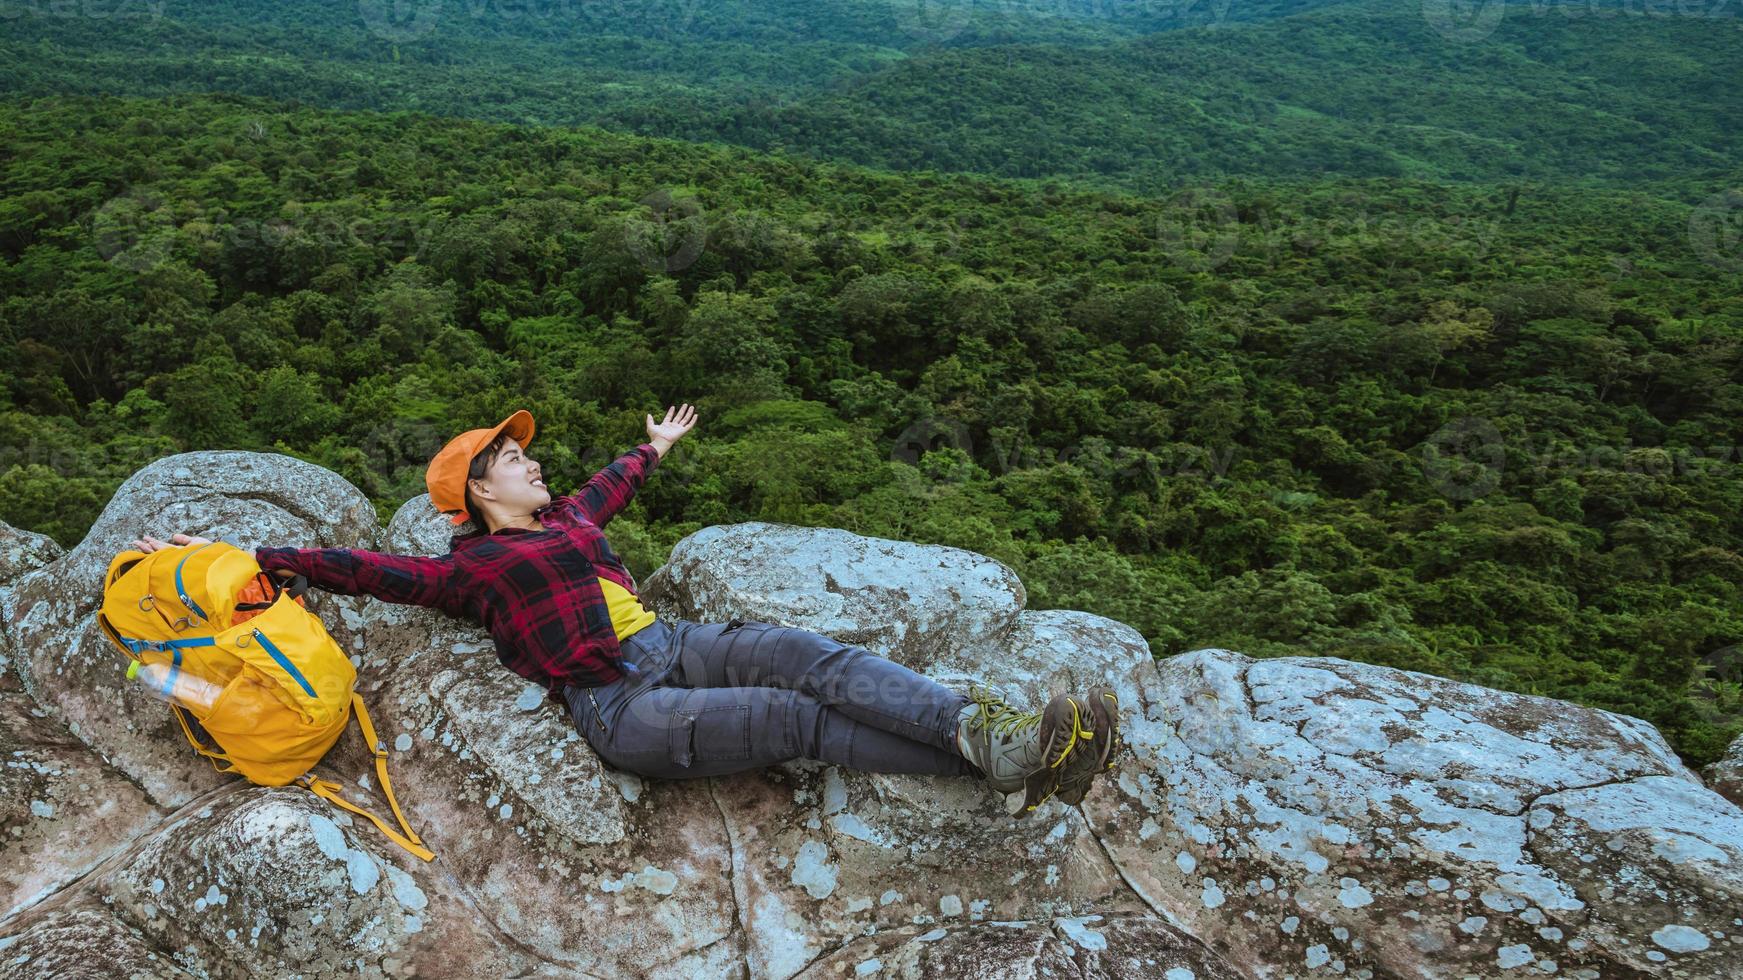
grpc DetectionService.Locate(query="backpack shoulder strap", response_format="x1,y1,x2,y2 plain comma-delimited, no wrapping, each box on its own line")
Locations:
168,702,241,775
296,694,435,863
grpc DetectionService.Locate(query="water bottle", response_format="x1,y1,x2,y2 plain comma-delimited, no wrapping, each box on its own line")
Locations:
126,660,224,713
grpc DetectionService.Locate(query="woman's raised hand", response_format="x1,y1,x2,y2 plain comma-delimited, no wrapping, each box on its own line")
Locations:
646,403,699,452
130,532,213,553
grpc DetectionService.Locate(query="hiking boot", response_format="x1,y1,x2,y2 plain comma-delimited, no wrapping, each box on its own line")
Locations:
955,683,1098,817
1052,686,1123,806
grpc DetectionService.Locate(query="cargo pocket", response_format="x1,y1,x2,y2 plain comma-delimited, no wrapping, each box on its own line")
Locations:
668,697,753,769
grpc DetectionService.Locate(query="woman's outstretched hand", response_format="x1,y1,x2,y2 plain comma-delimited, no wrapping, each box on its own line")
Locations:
130,532,212,553
646,403,698,457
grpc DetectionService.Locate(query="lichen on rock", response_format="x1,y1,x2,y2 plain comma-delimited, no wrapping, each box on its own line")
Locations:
1,451,1738,977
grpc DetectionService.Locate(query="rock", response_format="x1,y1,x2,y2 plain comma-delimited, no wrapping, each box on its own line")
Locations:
0,691,162,922
637,524,1166,974
704,759,1143,978
3,452,379,807
0,522,62,585
355,645,744,976
381,492,476,556
6,457,1740,978
0,521,64,688
1089,648,1743,978
792,911,1242,979
0,898,196,979
640,521,1026,660
1705,732,1743,807
93,787,534,977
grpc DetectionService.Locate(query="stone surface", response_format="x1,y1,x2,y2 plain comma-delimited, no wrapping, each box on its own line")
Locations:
94,786,533,978
640,520,1027,661
1090,648,1743,978
792,911,1245,980
2,451,379,807
0,691,163,921
0,520,63,688
3,452,1740,978
0,899,196,979
1706,732,1743,807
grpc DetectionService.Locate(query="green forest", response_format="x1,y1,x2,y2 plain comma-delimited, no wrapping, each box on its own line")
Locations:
4,0,1738,188
2,0,1740,766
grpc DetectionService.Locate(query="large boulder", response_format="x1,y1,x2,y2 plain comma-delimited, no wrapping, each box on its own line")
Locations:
0,691,162,922
1091,648,1743,978
640,520,1028,660
1706,732,1743,807
1,452,379,807
0,898,195,980
363,503,1187,976
0,521,161,924
90,787,534,978
0,521,63,689
4,455,1740,979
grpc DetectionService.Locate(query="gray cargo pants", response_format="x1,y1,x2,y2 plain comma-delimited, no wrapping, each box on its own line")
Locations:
562,618,976,779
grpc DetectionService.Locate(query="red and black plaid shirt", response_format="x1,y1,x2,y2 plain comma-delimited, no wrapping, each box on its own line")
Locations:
256,443,662,697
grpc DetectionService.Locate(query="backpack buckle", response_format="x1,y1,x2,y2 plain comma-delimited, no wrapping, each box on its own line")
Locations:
137,595,156,611
373,739,388,759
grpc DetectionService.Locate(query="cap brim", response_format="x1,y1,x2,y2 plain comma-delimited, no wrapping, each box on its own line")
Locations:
499,409,535,449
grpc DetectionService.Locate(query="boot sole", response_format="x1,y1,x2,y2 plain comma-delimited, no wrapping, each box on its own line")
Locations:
1010,692,1098,817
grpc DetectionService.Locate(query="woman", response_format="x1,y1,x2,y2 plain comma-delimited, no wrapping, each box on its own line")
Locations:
132,406,1121,815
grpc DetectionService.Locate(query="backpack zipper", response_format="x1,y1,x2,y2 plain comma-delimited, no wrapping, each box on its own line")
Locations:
251,626,318,699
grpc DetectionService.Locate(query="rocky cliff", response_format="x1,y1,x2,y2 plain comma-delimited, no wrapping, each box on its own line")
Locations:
0,452,1738,978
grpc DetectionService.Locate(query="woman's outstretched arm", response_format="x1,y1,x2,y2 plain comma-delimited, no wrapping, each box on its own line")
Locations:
131,533,464,616
253,546,459,613
558,402,697,528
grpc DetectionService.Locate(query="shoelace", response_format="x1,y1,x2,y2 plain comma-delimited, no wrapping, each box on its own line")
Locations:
965,686,1038,738
1048,698,1096,768
967,686,1096,768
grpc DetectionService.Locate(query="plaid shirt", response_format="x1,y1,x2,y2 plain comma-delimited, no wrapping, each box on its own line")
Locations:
256,443,662,697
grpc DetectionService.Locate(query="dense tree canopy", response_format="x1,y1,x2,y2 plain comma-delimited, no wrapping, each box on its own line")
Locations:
1,0,1737,189
2,93,1738,765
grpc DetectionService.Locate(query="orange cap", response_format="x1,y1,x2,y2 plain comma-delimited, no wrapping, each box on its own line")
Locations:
425,410,536,526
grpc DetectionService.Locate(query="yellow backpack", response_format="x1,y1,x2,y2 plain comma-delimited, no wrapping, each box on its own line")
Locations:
96,541,434,861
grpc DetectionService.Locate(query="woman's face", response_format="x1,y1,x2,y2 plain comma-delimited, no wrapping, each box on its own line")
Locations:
470,437,551,518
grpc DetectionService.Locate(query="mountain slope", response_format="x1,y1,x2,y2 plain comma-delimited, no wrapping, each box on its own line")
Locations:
1,1,1737,187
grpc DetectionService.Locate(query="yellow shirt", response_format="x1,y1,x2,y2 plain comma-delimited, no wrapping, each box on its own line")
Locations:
598,574,656,642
